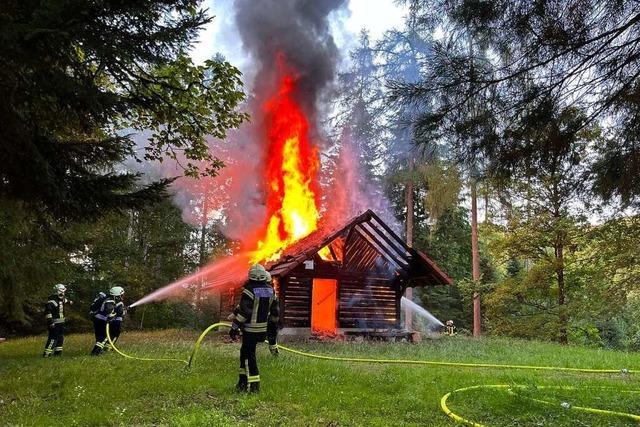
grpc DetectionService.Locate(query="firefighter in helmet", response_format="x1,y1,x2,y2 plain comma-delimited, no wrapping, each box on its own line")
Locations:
43,284,72,357
104,286,126,352
230,264,280,393
445,319,456,336
90,286,123,355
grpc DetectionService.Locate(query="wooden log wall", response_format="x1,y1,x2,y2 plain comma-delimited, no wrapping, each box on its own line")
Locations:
338,279,398,328
282,276,311,327
281,275,399,329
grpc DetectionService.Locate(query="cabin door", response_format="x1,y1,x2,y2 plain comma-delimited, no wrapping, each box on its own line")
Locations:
311,279,337,334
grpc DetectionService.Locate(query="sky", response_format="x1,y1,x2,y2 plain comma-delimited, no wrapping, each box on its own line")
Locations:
190,0,408,74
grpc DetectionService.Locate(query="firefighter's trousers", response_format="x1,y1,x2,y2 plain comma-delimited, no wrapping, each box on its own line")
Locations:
92,318,107,355
239,331,266,384
43,323,64,357
267,321,278,351
105,320,121,351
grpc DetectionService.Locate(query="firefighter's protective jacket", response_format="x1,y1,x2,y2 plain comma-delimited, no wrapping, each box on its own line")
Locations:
94,297,116,322
45,294,68,326
233,280,279,333
114,301,126,322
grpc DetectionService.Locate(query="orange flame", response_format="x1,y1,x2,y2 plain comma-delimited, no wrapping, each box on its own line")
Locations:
250,71,322,263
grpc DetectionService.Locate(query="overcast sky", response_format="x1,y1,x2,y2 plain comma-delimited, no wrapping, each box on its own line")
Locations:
190,0,408,74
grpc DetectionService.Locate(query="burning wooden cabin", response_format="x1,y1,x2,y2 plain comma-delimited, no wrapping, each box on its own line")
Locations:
221,209,451,336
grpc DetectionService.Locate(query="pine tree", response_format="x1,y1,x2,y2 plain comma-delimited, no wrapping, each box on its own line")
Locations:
0,1,248,220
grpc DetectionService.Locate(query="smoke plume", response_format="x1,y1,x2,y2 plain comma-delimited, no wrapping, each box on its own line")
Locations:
234,0,346,118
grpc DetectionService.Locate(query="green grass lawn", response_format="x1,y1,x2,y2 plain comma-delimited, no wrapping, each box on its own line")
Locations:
1,330,639,426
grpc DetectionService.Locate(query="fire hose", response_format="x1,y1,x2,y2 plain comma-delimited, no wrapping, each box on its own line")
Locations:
106,323,640,426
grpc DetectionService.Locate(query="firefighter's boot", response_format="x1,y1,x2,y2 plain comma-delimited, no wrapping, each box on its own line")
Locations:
249,382,260,393
91,342,104,356
235,375,248,393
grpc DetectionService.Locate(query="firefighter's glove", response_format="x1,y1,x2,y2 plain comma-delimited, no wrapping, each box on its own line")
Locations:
229,324,240,341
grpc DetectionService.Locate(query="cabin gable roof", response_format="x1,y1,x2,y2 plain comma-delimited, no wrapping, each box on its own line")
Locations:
266,209,452,286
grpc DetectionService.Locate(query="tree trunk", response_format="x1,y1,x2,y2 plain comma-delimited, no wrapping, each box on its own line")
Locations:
199,222,207,266
406,180,414,249
484,188,489,224
466,31,481,337
404,161,414,330
556,242,568,344
198,192,209,266
471,180,481,337
125,210,135,268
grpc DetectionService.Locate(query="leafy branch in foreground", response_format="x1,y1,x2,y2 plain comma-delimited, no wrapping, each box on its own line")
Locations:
0,1,248,219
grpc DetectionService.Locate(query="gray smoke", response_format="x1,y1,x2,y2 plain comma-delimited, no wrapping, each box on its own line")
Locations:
233,0,346,118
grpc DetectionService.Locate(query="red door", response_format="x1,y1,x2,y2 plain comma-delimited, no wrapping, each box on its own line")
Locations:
311,279,337,334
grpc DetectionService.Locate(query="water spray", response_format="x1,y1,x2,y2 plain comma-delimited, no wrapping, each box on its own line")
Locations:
129,254,251,308
400,297,444,331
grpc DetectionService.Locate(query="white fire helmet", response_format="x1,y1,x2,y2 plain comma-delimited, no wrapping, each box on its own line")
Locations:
110,286,125,297
259,270,272,283
54,284,67,295
249,264,266,281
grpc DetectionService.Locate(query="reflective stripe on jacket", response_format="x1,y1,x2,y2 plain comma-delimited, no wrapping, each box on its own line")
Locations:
233,280,279,333
94,298,116,321
113,301,126,322
45,295,66,325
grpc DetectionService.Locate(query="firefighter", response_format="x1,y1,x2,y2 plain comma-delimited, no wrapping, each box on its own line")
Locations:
104,287,126,352
445,320,456,336
230,264,280,393
91,287,118,355
43,284,72,357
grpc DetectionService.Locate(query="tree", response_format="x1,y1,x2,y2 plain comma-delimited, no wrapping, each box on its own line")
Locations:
0,1,248,219
495,1,640,207
488,98,596,344
392,0,504,336
416,207,472,329
0,200,73,334
400,0,640,207
330,31,388,182
0,193,213,334
73,198,215,330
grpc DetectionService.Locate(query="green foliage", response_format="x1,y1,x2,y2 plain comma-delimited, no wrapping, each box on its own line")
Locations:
0,0,247,218
0,201,73,334
0,0,242,335
0,194,230,335
330,31,388,181
483,211,640,347
419,161,462,223
398,0,640,207
415,207,496,330
70,198,229,331
134,55,248,178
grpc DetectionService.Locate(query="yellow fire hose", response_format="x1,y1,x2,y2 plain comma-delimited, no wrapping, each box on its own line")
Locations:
106,323,640,425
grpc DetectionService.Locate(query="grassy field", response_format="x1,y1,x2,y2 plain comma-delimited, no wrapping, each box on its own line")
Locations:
1,330,639,426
